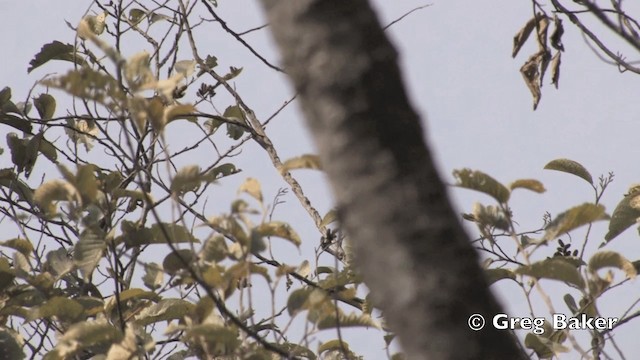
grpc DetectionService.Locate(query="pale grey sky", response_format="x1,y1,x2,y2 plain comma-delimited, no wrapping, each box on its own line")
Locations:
2,1,640,359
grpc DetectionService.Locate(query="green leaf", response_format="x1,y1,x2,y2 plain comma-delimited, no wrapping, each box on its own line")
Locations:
588,251,636,279
0,168,34,203
33,179,79,215
287,288,311,316
134,298,195,326
75,164,98,204
223,105,246,140
223,66,243,81
151,223,198,244
34,93,56,120
45,248,74,278
201,264,224,289
149,12,170,24
452,168,510,203
516,257,585,288
524,333,568,358
174,60,197,78
224,262,272,289
104,322,139,360
223,105,244,122
605,190,640,242
471,203,510,231
171,165,204,194
231,199,256,214
183,324,240,355
249,228,267,254
6,133,29,175
121,222,198,248
162,250,194,275
117,288,161,303
6,132,57,177
206,163,239,180
0,87,11,105
296,260,311,278
128,8,146,24
485,268,516,285
165,103,197,124
543,203,608,241
29,273,55,295
85,12,107,35
0,113,32,133
32,133,58,163
31,296,84,322
281,154,322,172
0,329,25,360
563,294,578,314
318,340,353,356
544,158,593,185
112,189,149,203
55,320,122,357
0,238,34,256
74,227,106,281
319,265,360,286
271,343,317,360
100,170,123,192
28,41,85,73
316,266,336,275
317,312,381,330
226,123,245,140
41,68,123,108
320,209,338,227
0,259,15,292
205,55,218,68
200,235,228,262
509,179,546,193
2,99,22,115
142,263,164,290
208,215,249,246
254,221,302,247
204,117,223,134
74,296,104,316
384,334,396,346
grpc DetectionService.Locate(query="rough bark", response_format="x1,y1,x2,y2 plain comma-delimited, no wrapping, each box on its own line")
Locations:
260,1,527,359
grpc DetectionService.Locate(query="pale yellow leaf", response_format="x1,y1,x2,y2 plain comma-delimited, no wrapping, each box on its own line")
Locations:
237,177,262,203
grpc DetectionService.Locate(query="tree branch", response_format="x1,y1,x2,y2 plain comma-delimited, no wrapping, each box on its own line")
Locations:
260,1,526,359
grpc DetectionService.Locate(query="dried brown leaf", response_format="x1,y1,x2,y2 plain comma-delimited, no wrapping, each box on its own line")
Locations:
551,52,562,89
550,15,565,51
520,53,542,110
513,17,538,58
536,16,550,51
539,51,552,87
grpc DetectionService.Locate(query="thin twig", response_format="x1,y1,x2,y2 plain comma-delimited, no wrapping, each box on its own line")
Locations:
199,0,284,72
551,0,640,74
383,4,432,30
238,23,269,36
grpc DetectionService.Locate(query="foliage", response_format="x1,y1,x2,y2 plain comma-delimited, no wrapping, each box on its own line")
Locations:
0,2,382,359
2,0,640,359
458,158,640,359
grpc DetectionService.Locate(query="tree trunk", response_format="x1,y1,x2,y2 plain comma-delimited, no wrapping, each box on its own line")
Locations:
259,1,526,359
